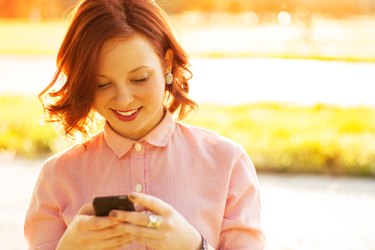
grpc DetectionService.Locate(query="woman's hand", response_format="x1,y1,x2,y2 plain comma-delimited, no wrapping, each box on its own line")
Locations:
56,203,134,250
109,192,203,250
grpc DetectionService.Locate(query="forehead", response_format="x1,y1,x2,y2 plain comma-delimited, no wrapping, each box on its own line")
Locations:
97,35,161,71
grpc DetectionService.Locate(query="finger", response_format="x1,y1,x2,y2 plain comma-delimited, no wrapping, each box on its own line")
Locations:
78,202,95,216
128,192,171,215
109,210,148,226
78,215,122,231
83,224,132,241
84,233,134,250
116,222,159,239
102,234,134,249
132,237,161,250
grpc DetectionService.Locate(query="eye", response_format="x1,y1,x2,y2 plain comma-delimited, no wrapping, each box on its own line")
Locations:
97,82,111,89
132,77,148,83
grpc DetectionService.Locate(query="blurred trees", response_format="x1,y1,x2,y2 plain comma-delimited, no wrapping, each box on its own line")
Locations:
0,0,75,19
0,0,374,19
158,0,375,16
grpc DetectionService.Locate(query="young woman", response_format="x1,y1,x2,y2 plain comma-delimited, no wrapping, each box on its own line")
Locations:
25,0,265,249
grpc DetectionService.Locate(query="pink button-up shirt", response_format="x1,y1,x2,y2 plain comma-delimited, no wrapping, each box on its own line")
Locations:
25,112,265,249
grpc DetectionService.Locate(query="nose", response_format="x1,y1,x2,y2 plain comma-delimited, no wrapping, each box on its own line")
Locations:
115,84,135,105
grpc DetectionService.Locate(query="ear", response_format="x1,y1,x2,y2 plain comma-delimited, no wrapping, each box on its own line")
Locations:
164,48,174,73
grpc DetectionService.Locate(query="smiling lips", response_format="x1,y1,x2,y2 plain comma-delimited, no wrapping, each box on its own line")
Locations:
112,107,141,121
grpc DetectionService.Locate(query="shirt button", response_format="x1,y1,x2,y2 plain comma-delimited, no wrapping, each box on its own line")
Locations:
134,184,143,192
134,143,143,152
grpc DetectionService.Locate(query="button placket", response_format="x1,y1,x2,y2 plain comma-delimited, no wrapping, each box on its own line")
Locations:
130,142,145,194
134,183,143,192
134,143,143,152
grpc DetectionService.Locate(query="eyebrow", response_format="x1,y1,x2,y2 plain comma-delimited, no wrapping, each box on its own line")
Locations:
129,66,151,73
97,66,151,78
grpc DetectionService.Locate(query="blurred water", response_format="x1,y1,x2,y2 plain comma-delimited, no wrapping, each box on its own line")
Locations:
1,56,375,106
190,58,375,106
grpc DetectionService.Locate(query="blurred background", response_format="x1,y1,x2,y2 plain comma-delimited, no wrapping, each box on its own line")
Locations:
0,0,375,249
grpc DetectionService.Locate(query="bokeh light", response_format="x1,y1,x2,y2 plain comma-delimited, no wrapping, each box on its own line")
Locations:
278,11,292,25
243,11,259,26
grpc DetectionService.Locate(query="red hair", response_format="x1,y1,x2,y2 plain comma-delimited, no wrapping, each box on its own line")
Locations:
40,0,197,140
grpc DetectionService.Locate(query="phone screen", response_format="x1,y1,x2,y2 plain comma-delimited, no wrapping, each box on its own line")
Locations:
93,195,135,216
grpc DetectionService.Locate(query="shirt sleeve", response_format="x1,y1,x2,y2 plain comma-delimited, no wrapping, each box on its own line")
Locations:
24,160,66,250
218,147,266,250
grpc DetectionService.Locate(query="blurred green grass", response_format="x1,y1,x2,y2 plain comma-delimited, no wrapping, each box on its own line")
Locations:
187,103,375,176
2,95,375,176
0,95,56,158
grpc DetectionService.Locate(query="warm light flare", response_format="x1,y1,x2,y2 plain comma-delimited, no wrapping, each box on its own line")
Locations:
278,11,292,25
243,11,259,26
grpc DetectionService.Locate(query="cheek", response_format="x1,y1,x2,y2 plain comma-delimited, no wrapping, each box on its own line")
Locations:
92,93,106,111
144,76,165,100
142,88,164,104
92,99,100,113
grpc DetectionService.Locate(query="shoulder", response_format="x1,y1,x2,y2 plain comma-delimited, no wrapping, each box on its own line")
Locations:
41,131,105,174
174,122,246,159
175,121,242,148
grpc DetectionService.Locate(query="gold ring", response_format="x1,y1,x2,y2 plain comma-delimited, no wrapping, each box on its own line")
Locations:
146,214,163,229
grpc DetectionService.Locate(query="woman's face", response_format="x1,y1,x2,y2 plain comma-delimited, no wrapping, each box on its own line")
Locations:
93,34,167,140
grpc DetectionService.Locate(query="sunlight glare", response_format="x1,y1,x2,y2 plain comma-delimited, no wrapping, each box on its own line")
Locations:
278,11,292,25
243,11,259,26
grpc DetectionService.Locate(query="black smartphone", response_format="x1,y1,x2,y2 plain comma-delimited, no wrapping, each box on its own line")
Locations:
93,195,135,216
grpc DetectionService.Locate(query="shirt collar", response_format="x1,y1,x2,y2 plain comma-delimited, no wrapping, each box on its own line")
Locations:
104,112,176,158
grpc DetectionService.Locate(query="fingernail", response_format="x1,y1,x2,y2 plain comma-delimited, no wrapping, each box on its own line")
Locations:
128,193,136,200
109,211,117,217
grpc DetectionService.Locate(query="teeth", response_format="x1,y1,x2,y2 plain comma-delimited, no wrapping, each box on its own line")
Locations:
116,109,138,116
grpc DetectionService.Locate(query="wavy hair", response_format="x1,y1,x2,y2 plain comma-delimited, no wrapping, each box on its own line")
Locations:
40,0,197,140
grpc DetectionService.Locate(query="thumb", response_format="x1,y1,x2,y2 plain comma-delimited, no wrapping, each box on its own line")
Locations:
76,202,121,230
78,202,95,216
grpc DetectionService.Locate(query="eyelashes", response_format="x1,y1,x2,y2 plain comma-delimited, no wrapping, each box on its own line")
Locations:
97,77,149,89
132,77,148,83
97,82,111,89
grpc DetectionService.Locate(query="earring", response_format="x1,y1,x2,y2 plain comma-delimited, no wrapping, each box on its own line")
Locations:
165,72,173,85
